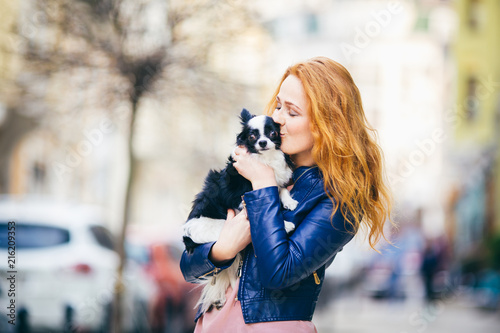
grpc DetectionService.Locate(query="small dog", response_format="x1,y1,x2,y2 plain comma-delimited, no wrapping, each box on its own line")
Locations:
183,108,297,313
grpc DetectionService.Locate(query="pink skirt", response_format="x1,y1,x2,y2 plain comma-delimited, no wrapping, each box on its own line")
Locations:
194,279,317,333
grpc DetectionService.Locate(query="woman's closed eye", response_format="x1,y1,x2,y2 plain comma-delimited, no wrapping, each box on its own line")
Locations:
284,107,299,117
275,104,299,117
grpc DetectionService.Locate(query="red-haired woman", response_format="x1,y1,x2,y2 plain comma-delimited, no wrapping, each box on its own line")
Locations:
181,56,393,332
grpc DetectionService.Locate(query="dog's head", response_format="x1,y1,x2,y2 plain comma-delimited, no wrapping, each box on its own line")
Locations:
236,108,281,154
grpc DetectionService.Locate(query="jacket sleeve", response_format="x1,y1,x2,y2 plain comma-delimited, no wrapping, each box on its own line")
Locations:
244,186,354,289
180,241,235,283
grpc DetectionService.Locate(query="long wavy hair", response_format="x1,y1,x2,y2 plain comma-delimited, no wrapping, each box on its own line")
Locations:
265,57,393,250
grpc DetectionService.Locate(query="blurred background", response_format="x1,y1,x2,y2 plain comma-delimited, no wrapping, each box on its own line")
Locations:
0,0,499,332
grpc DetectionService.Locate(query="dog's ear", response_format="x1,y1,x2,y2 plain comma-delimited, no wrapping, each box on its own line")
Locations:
240,108,254,124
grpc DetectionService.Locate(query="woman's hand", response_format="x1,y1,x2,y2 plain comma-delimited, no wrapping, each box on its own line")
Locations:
232,146,277,190
209,209,252,265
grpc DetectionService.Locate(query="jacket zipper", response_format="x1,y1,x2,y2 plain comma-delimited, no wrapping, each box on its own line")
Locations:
237,257,244,278
313,271,320,285
235,251,247,302
211,268,219,285
196,267,220,280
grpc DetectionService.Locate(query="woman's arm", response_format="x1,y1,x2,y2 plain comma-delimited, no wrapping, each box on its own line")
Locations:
232,146,353,288
244,186,354,289
180,241,234,283
208,209,252,264
180,209,251,283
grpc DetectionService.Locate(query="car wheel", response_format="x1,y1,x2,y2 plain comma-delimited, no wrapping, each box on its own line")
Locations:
98,302,112,333
16,308,29,333
132,299,150,333
63,305,75,333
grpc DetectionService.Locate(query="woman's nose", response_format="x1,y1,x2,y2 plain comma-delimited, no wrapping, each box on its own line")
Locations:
272,109,284,125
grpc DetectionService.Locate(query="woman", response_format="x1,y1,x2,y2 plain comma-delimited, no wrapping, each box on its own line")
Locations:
180,56,392,332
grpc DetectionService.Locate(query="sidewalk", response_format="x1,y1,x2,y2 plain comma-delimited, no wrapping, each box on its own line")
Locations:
313,290,500,333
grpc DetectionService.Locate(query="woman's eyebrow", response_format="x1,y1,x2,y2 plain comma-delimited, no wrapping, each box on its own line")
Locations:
276,96,302,112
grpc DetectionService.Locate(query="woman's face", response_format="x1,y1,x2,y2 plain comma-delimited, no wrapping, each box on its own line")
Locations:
272,75,315,167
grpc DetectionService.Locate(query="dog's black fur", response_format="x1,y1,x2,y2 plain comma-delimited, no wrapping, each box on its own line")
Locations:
183,109,293,253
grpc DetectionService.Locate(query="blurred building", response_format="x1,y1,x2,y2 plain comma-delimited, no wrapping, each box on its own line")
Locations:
0,1,19,91
3,2,132,231
0,0,38,194
3,0,498,263
0,0,271,236
447,0,500,258
257,0,456,238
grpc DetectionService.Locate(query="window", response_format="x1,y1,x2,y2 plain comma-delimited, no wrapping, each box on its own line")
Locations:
415,11,429,32
468,0,485,30
465,76,479,121
90,225,116,251
0,223,70,248
306,13,319,35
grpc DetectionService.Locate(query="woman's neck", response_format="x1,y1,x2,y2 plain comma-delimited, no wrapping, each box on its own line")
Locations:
292,155,315,168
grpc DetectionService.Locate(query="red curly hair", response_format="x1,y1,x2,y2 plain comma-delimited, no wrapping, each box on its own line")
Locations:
266,57,393,250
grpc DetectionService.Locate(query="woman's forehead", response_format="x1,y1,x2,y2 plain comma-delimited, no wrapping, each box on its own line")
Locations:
278,75,308,111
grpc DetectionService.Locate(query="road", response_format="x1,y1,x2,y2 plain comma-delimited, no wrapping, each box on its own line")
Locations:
313,289,500,333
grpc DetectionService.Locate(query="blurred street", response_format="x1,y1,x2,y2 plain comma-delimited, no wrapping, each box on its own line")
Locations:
314,288,500,333
1,0,499,331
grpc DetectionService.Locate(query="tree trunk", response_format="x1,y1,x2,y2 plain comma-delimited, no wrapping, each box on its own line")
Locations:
0,110,37,193
111,103,138,332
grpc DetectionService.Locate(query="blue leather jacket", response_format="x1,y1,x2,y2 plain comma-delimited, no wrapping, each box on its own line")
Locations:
180,166,355,323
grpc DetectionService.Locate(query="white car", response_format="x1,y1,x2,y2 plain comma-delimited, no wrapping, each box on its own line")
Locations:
0,198,154,332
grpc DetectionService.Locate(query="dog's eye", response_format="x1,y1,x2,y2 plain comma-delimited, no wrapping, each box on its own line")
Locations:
249,134,257,141
270,131,277,138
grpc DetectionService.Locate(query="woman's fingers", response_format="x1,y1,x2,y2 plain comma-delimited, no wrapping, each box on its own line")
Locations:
233,146,249,160
226,208,236,220
211,207,251,262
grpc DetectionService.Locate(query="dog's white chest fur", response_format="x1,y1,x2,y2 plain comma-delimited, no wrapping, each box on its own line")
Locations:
249,148,297,211
253,149,291,186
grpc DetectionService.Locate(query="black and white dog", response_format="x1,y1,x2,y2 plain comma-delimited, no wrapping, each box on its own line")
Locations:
183,109,297,313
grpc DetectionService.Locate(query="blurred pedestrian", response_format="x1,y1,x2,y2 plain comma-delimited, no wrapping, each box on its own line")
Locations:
421,239,439,302
181,57,393,332
149,244,195,333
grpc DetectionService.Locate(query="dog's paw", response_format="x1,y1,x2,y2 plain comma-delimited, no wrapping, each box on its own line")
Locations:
183,217,225,244
214,299,225,310
282,197,298,211
279,188,298,211
182,219,197,238
284,221,296,234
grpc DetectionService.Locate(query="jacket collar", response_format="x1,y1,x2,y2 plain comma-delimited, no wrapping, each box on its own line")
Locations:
292,166,320,184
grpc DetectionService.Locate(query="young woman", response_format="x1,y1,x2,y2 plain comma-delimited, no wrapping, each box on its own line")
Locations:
181,56,392,332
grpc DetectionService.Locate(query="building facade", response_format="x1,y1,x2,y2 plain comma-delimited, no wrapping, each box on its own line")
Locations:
449,0,500,258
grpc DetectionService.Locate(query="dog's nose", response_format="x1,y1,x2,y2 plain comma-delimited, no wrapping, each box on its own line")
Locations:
258,140,267,148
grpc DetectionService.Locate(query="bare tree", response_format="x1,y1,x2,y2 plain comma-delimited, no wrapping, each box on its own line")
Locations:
6,0,263,331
